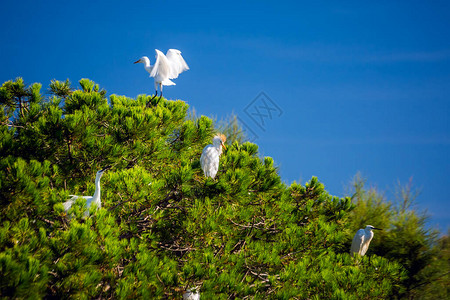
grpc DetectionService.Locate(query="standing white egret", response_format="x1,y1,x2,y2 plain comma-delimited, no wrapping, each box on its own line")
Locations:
63,166,111,217
350,225,382,256
200,134,227,179
134,49,189,99
183,288,200,300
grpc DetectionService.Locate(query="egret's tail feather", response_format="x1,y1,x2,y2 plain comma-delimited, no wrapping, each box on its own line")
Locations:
162,79,176,86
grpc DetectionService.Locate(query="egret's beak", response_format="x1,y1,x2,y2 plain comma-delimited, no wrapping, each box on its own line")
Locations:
221,142,226,149
101,165,112,172
373,227,382,230
133,60,140,64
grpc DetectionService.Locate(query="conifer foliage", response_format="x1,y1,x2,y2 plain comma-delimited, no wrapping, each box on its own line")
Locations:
1,78,410,298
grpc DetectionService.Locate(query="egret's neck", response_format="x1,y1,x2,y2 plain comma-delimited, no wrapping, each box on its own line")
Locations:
213,141,223,155
365,228,374,239
92,174,102,207
142,58,152,72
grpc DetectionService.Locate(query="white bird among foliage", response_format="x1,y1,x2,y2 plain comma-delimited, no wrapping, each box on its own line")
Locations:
200,134,227,179
134,49,189,99
350,225,382,257
63,166,111,217
183,288,200,300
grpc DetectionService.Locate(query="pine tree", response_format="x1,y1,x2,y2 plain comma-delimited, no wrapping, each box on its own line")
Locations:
2,78,436,299
410,230,450,299
347,173,446,299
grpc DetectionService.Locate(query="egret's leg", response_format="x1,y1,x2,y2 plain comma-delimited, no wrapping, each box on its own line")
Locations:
158,83,163,100
149,92,157,103
150,82,158,100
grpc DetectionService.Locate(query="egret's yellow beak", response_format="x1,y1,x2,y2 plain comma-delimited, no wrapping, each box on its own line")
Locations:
221,142,226,149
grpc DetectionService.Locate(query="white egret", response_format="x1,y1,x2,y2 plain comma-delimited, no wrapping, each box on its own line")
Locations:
200,134,227,179
183,288,200,300
134,49,189,99
63,166,111,217
350,225,382,257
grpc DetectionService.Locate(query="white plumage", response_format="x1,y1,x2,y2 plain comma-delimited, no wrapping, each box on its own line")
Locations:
350,225,382,256
134,49,189,99
200,134,227,179
183,288,200,300
63,166,110,217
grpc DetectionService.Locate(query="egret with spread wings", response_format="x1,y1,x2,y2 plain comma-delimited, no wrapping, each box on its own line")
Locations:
134,49,189,100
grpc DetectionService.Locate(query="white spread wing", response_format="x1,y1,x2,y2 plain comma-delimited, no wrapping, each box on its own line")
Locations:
350,229,365,256
150,49,171,80
166,49,189,79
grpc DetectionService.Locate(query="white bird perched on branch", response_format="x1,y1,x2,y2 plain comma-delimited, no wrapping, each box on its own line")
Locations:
200,134,227,179
134,49,189,100
63,166,111,217
350,225,382,257
183,288,200,300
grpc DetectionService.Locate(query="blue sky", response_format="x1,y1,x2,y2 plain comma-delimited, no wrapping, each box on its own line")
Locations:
1,1,449,232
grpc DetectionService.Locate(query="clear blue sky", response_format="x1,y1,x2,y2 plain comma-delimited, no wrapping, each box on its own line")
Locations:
1,1,449,232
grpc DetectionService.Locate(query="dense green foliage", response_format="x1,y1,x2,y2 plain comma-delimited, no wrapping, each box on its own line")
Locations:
0,78,447,299
348,175,449,299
